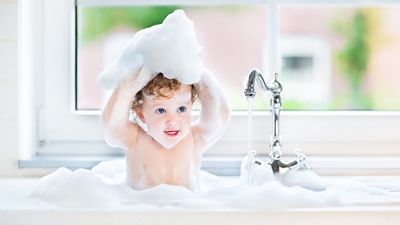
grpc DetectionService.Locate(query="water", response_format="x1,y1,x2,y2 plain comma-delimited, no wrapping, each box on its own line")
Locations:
247,96,254,184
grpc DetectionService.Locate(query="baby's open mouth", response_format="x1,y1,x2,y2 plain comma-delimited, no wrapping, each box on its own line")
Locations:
164,130,180,136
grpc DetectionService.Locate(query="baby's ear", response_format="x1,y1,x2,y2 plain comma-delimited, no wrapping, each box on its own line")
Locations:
136,110,145,123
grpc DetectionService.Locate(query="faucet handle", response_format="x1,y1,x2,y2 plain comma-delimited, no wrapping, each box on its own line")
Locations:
291,149,310,171
270,73,282,94
274,72,279,81
294,149,306,160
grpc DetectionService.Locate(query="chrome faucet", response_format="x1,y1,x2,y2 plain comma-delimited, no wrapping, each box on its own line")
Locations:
244,69,309,174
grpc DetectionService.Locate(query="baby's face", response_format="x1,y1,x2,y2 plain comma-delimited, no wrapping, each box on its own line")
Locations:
139,85,193,149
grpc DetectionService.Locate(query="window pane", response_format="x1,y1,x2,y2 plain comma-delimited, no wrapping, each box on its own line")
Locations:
76,5,268,111
77,5,400,111
280,6,400,110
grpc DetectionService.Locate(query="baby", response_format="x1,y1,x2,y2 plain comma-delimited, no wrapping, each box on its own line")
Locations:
99,10,230,190
102,67,230,190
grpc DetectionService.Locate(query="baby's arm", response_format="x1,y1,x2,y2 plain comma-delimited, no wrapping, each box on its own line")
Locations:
102,67,154,149
193,69,230,151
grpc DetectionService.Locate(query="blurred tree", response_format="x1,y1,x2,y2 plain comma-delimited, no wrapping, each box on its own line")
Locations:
78,6,179,46
334,9,373,109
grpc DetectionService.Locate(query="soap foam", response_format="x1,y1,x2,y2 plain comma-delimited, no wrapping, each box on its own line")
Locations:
30,159,400,209
97,10,205,90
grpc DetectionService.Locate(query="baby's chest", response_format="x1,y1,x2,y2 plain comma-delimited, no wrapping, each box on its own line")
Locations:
135,137,197,168
140,144,194,168
127,134,201,188
130,146,195,185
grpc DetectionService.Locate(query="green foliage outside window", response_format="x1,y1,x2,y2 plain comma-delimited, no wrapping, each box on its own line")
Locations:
78,6,179,46
334,9,374,109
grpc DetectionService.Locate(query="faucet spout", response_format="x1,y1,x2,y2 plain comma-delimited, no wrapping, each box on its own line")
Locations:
244,69,268,97
245,69,282,97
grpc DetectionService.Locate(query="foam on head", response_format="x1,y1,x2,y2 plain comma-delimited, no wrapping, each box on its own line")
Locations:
97,10,205,90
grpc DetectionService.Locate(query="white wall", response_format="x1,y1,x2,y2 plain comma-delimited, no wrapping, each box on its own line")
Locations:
0,0,19,177
1,0,400,178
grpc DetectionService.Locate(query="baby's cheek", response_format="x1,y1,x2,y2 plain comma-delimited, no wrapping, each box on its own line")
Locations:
148,118,163,130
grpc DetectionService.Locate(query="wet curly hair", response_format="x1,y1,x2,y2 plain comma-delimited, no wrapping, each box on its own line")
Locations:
131,73,198,111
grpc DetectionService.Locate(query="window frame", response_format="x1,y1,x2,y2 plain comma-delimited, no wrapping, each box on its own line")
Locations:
18,0,400,175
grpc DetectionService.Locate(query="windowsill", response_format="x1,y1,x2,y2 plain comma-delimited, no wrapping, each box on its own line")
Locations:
18,155,242,176
18,155,400,176
1,177,400,225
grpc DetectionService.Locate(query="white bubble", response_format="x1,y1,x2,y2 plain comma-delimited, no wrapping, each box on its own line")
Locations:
97,10,205,90
31,159,400,209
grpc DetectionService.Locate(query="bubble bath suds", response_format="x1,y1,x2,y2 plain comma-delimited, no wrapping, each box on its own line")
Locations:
30,159,400,209
97,10,205,90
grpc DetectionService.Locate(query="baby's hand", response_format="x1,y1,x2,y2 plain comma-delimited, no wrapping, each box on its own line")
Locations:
193,69,230,150
119,66,156,92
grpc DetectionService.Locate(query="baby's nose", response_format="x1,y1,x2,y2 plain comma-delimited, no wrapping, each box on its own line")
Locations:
165,119,179,128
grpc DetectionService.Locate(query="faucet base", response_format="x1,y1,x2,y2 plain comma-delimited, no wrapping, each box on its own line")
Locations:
253,149,310,175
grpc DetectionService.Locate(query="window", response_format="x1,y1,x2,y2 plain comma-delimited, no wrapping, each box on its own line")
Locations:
279,37,331,108
19,0,400,175
76,5,268,111
279,5,400,110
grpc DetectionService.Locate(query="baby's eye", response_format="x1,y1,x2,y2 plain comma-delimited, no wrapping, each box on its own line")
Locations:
177,106,187,113
155,108,166,114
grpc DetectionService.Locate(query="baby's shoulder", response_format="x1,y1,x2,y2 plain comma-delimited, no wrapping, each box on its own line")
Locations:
128,128,151,149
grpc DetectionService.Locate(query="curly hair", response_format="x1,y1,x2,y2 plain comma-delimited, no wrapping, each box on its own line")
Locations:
131,73,198,111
